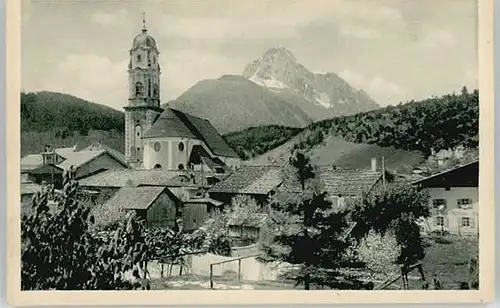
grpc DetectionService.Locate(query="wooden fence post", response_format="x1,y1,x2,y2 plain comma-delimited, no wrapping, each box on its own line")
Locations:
210,264,214,289
238,259,242,283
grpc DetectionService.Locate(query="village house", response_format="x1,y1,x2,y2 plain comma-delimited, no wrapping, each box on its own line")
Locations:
413,159,479,236
101,186,181,228
207,166,283,206
20,144,129,189
209,159,392,208
207,160,393,245
79,168,228,231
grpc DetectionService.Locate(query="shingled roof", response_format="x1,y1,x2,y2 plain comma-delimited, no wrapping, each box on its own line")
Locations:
209,165,383,197
21,147,128,172
143,108,239,158
104,186,167,210
208,166,282,195
79,169,221,188
317,167,383,197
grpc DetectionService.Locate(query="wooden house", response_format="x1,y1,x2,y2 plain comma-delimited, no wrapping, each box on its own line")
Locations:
102,186,182,228
207,166,283,206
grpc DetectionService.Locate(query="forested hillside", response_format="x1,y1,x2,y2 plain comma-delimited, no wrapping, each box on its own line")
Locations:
223,125,303,160
21,91,125,156
225,87,479,161
21,91,124,134
309,87,479,156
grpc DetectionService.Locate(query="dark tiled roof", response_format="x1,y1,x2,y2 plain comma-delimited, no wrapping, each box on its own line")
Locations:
143,108,239,158
208,166,282,195
21,146,127,172
185,197,224,207
79,169,216,188
82,143,129,167
317,167,382,196
142,109,197,139
58,150,107,170
411,159,479,185
104,186,166,210
173,110,239,158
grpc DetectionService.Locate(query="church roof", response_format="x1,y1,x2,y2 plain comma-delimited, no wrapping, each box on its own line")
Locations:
142,108,197,139
143,108,239,158
130,28,158,52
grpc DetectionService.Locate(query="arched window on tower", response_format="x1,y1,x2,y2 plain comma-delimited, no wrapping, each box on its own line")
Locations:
135,82,144,97
137,54,141,63
148,78,152,97
153,84,159,98
134,125,142,150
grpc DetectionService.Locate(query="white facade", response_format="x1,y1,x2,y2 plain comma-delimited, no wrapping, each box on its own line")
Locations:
142,136,239,171
143,137,200,170
420,186,479,236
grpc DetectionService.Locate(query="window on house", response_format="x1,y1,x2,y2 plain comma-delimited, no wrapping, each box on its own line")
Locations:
436,216,444,226
457,198,473,209
137,54,141,63
432,199,446,207
461,217,471,227
432,199,447,212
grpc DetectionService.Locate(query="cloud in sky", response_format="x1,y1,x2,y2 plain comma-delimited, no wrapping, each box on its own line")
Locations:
90,9,130,28
21,0,478,109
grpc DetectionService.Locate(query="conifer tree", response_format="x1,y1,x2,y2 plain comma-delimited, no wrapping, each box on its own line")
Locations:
259,150,366,290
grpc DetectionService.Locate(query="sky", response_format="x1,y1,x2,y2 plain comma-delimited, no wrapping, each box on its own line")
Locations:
22,0,478,110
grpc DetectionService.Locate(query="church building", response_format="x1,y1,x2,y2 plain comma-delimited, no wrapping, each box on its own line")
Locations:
124,18,240,171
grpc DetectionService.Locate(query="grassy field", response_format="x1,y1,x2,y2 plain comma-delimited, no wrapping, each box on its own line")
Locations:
418,234,478,289
149,234,478,290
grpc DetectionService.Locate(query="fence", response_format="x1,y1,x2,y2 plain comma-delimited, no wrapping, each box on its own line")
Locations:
209,254,261,289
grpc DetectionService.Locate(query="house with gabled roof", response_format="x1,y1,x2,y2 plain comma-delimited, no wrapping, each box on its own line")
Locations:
21,144,129,189
208,161,392,208
208,165,283,205
412,159,479,236
98,186,182,229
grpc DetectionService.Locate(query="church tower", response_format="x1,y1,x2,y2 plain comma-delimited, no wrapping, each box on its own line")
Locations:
124,14,163,168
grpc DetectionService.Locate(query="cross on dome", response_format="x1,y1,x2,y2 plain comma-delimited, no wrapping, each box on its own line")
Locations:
142,12,147,32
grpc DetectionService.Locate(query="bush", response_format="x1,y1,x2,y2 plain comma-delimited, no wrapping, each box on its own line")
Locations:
356,230,401,280
21,181,147,290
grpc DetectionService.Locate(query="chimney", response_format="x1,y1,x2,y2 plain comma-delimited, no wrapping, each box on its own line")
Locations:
371,157,377,172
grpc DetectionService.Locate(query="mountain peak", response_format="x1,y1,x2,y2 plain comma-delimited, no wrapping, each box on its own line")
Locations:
241,47,379,114
261,47,297,62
